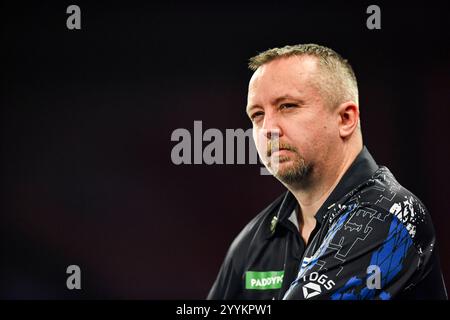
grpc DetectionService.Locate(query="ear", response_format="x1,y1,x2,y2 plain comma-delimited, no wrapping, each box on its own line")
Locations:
336,101,359,139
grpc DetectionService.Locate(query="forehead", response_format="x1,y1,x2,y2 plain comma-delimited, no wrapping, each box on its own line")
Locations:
248,55,319,101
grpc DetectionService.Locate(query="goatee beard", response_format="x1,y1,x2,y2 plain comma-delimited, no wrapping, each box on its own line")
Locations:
268,155,312,186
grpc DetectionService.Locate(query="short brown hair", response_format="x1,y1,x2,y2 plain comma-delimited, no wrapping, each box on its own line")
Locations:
248,44,359,108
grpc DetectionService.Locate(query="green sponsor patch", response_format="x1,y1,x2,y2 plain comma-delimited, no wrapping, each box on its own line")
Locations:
245,271,284,290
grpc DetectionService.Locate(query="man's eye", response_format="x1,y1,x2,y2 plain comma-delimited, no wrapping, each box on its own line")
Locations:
251,112,264,121
280,103,297,109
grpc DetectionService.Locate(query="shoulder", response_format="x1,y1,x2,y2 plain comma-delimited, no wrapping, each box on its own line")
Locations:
342,166,435,252
224,192,286,266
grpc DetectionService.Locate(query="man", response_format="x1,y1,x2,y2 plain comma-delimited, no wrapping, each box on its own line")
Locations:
207,44,447,300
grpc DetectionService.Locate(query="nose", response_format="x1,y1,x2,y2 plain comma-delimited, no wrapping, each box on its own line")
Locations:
264,129,281,140
261,113,282,140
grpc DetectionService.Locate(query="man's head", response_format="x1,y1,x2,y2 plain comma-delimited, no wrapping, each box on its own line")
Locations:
246,44,362,188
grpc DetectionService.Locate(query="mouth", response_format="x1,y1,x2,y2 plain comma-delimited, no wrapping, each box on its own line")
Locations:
268,148,293,157
271,149,291,155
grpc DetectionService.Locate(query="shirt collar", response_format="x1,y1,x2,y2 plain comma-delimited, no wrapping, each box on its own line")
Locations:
267,145,379,237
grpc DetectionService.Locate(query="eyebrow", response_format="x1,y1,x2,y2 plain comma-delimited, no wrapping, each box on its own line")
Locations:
246,94,305,114
246,104,262,115
270,94,305,106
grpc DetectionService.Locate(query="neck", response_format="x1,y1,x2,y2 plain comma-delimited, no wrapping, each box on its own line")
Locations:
287,144,361,223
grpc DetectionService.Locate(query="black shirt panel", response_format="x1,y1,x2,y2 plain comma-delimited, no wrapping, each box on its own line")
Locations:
207,147,447,300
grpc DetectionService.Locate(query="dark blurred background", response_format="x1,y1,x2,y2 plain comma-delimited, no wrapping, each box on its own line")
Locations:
1,0,449,299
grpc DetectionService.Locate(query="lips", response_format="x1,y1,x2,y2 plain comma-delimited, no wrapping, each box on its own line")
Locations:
272,149,291,155
268,148,292,157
